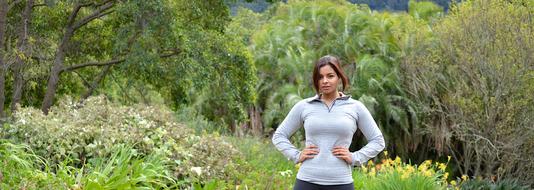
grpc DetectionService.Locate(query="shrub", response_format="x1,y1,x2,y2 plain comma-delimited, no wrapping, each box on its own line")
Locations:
0,95,243,184
401,0,534,186
460,178,529,190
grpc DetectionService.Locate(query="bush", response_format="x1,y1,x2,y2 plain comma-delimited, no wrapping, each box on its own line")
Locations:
460,178,529,190
0,95,243,184
401,0,534,186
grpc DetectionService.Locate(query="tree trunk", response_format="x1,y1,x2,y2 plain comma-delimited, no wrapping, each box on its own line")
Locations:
41,2,115,114
0,0,7,118
11,0,33,112
79,65,112,102
248,105,263,136
41,27,73,114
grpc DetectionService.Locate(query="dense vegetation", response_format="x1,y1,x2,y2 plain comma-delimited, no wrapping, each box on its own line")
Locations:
0,0,532,189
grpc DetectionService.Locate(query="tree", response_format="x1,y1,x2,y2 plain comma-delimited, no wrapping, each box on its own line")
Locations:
10,0,33,112
0,0,256,133
0,0,8,118
401,0,534,186
41,0,119,114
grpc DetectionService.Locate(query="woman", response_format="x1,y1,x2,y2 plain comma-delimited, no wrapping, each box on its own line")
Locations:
272,55,385,190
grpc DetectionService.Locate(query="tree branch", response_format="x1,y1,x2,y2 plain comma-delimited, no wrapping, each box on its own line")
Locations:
62,58,125,72
62,50,181,73
32,3,46,8
72,1,114,31
66,2,91,27
72,70,91,88
159,50,181,58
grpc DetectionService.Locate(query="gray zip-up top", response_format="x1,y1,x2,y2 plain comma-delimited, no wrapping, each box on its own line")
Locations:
272,94,385,185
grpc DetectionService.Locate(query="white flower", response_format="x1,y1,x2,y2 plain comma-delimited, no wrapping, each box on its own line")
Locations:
191,167,202,176
279,170,293,177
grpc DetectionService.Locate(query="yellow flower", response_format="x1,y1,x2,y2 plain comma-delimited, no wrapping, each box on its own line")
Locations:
396,166,403,173
295,163,301,170
384,150,388,157
450,180,457,186
448,156,451,162
394,156,401,165
443,172,449,181
368,160,374,167
369,168,376,176
418,165,427,172
423,170,433,177
362,165,368,173
381,159,390,169
438,163,447,171
406,165,415,174
462,175,468,181
401,171,410,179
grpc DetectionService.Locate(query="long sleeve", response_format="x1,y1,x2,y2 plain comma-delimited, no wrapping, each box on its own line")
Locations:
351,101,385,166
272,101,304,164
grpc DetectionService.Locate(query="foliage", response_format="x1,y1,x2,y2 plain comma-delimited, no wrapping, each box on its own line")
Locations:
353,151,449,190
408,0,444,22
0,95,244,185
0,139,55,189
186,136,455,189
0,140,177,189
401,0,534,187
1,0,257,133
460,178,529,190
224,136,298,189
80,144,176,189
249,0,441,158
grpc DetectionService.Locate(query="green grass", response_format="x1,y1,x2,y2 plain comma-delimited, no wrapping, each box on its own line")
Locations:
223,136,298,189
0,140,177,189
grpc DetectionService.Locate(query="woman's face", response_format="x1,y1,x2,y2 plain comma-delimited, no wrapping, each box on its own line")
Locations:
318,65,339,95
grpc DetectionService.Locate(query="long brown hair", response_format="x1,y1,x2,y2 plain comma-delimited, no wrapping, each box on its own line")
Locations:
312,55,349,94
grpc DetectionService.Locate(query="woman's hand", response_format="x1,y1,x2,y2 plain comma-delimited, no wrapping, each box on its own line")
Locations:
332,146,352,164
298,145,319,163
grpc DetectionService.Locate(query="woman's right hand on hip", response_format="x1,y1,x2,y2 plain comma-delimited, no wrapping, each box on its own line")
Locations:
298,145,319,163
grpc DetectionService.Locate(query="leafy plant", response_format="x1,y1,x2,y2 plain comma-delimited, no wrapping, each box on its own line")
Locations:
1,96,244,183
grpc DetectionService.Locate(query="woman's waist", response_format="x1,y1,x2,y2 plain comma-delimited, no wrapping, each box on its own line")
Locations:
297,162,353,182
301,153,351,168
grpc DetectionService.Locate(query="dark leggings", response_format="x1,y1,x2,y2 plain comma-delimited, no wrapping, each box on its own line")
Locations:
293,179,354,190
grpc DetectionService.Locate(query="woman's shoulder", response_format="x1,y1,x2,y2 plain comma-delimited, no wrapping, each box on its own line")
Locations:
288,96,314,110
345,97,369,109
302,95,319,103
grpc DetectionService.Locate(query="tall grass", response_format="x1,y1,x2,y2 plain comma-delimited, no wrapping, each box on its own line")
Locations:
224,136,297,189
0,139,59,189
81,144,177,189
0,140,177,189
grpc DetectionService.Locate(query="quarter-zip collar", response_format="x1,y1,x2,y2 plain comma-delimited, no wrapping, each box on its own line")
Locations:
306,92,351,103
